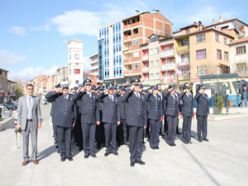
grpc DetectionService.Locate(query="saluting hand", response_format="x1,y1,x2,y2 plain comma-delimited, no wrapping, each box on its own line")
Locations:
96,121,100,125
117,121,120,126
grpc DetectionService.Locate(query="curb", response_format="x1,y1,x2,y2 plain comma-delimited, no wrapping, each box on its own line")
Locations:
0,117,15,131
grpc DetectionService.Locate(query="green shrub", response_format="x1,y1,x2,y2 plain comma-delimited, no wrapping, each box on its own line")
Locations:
216,96,224,112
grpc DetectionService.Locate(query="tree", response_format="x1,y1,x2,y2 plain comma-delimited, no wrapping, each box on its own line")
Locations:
15,82,24,99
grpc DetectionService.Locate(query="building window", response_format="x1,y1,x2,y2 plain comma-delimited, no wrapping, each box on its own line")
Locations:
224,37,228,45
196,49,207,60
133,40,139,46
181,53,190,63
133,28,138,34
196,33,205,43
224,52,229,61
236,46,246,55
181,38,189,46
217,49,222,60
215,33,220,42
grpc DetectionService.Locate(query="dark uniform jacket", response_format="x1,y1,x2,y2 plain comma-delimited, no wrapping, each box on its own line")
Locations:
99,94,120,124
164,92,180,117
145,93,163,120
122,90,147,127
194,93,209,116
73,91,100,124
180,92,193,117
46,92,77,128
118,95,127,120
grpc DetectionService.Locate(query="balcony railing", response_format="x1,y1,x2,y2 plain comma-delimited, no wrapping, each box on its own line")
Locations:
176,45,189,54
141,55,149,61
124,69,141,76
161,63,176,71
142,67,149,73
160,50,174,58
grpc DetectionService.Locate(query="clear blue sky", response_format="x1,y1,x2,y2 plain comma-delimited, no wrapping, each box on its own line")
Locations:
0,0,247,80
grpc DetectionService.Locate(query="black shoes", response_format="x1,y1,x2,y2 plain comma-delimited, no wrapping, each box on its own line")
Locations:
169,143,176,146
91,154,96,158
135,160,145,165
61,156,65,162
203,138,209,142
84,154,89,159
198,138,203,142
104,152,110,157
113,152,119,156
130,162,135,167
67,157,73,161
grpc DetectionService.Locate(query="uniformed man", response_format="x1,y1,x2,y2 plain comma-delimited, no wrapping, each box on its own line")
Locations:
73,79,100,158
164,85,180,146
73,83,83,151
122,79,147,167
45,83,77,161
118,86,128,145
194,85,209,142
98,84,120,156
180,83,193,144
45,83,60,148
145,85,163,149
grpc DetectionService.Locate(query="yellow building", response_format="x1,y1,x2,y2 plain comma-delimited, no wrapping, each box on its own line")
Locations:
174,22,233,83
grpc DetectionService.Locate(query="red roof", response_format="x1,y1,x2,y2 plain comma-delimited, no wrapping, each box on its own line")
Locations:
229,36,248,45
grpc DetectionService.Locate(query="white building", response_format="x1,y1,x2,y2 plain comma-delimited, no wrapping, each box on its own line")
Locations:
89,53,99,78
68,40,84,88
229,37,248,77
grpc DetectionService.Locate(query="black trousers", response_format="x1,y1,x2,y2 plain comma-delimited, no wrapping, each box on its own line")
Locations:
82,123,96,156
104,123,117,153
121,119,128,144
96,122,105,149
182,115,192,143
128,126,144,163
57,126,72,158
167,116,177,145
51,117,57,144
149,119,161,148
197,116,208,139
73,114,83,149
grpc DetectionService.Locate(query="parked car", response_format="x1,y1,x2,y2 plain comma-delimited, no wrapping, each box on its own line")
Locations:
0,104,12,119
3,102,17,110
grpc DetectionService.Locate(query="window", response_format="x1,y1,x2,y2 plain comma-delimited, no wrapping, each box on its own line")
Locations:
181,53,190,63
133,28,139,34
236,46,246,55
196,49,206,60
224,37,228,45
181,38,189,46
217,49,222,60
224,52,229,61
215,33,220,42
196,33,205,43
133,40,139,46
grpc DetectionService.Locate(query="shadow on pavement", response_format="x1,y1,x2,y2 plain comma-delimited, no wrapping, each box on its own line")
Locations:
181,144,222,186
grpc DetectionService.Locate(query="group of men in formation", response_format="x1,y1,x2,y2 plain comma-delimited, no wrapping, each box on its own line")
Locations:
45,78,209,167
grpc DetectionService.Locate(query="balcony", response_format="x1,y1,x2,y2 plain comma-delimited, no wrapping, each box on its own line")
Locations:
176,45,189,54
160,50,174,58
124,69,141,76
161,63,176,71
178,60,190,67
142,67,149,74
141,55,149,61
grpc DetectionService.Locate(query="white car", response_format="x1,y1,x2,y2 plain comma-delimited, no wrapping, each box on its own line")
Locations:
0,104,12,119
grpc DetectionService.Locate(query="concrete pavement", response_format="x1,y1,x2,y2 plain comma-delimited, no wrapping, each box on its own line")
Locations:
0,104,247,186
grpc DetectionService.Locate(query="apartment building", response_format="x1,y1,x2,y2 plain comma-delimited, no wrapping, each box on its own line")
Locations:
89,53,99,80
98,21,124,83
229,36,248,77
140,34,176,86
122,11,172,82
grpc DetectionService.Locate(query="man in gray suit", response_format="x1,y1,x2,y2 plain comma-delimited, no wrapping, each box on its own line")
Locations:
16,84,42,166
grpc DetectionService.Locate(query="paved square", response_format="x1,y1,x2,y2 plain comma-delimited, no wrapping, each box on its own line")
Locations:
0,104,247,186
